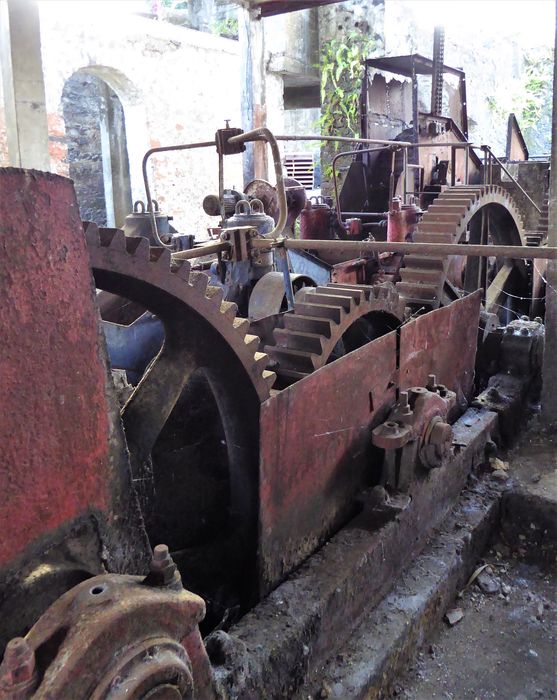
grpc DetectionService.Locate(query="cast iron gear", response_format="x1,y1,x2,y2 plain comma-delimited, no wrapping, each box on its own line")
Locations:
397,185,525,311
265,281,404,386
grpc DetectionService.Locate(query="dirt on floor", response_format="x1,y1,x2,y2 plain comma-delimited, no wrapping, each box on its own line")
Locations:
392,424,557,700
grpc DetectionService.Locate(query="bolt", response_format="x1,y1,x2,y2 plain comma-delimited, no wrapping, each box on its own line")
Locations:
148,544,181,589
0,637,36,687
399,391,409,407
534,316,543,324
520,327,530,337
520,315,529,321
505,326,514,335
224,119,230,128
487,387,500,401
428,421,452,446
427,374,436,390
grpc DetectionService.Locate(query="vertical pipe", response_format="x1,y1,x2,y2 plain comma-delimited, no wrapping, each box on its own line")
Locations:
450,146,456,187
540,11,557,427
238,7,255,184
388,149,396,204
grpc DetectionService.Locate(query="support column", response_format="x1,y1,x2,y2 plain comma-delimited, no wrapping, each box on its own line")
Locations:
540,16,557,427
239,7,268,184
0,0,50,170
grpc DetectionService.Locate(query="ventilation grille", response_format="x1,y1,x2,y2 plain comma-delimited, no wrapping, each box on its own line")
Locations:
284,153,314,190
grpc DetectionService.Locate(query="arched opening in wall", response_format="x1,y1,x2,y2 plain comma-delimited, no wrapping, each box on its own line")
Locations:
62,72,132,227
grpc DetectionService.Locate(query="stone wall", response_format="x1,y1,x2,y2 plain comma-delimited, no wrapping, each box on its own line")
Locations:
62,73,108,225
9,6,245,236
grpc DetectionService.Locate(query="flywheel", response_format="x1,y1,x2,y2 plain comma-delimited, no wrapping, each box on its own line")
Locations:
265,281,404,386
397,185,528,320
86,224,275,616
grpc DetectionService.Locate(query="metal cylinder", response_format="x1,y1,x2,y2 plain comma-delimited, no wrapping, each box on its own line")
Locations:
300,196,334,240
224,199,275,237
387,198,420,243
122,200,173,244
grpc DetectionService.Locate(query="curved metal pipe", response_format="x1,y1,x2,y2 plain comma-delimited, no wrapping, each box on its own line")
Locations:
331,146,396,222
227,128,288,238
142,140,216,247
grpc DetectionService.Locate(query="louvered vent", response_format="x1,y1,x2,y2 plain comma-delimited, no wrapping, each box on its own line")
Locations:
284,153,314,190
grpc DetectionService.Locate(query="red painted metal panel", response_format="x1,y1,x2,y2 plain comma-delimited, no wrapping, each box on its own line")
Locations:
0,170,119,566
258,331,397,592
399,290,482,404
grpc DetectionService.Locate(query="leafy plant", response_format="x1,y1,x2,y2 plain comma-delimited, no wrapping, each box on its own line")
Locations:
319,32,376,137
213,16,239,39
318,31,378,191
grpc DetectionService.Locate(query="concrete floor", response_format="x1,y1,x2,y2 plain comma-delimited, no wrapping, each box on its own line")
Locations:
392,423,557,700
393,553,556,700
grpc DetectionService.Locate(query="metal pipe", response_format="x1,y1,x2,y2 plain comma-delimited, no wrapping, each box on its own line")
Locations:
331,146,393,221
171,241,230,260
250,237,557,261
340,212,388,218
142,140,216,247
273,134,413,147
228,127,287,238
483,145,541,214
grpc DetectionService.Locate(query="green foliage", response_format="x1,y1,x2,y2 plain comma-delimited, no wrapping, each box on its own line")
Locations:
519,49,553,130
319,32,376,138
486,46,553,154
213,16,239,39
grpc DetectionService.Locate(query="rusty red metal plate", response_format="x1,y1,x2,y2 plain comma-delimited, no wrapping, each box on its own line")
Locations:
0,169,144,571
399,290,482,405
258,331,397,593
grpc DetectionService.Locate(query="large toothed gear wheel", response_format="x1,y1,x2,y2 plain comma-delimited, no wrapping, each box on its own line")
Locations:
85,224,275,605
397,185,527,317
265,282,404,386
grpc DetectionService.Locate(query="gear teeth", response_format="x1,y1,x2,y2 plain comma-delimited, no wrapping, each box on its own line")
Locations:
315,285,365,304
254,351,271,371
244,333,260,352
150,247,172,267
397,184,525,309
172,259,191,281
263,369,277,390
267,280,403,385
189,271,209,294
204,285,224,305
221,300,238,319
99,227,126,251
124,236,150,258
305,292,355,312
233,317,250,337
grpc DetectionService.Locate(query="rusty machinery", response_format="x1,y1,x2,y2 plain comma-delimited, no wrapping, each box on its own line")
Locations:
0,108,553,698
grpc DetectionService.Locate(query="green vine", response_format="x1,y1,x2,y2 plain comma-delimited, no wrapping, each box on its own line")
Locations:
319,32,377,182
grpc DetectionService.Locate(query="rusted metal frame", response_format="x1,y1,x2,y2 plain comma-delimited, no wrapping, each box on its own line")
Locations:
250,236,557,261
483,145,541,214
227,127,288,237
141,140,216,246
225,406,498,698
331,145,395,222
258,331,398,592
